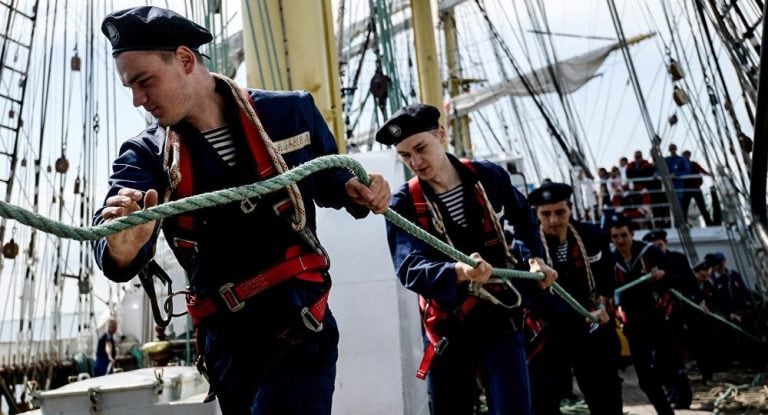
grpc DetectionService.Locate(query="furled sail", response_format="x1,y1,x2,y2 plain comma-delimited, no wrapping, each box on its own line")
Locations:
446,33,655,118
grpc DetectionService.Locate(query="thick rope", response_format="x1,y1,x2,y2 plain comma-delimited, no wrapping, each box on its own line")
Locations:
0,154,595,321
614,273,652,294
614,274,762,342
669,288,762,343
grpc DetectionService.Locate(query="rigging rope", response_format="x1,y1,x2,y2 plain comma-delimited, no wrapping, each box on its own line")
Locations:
0,154,596,322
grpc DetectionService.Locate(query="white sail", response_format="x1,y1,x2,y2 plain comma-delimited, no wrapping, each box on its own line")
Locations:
446,33,655,118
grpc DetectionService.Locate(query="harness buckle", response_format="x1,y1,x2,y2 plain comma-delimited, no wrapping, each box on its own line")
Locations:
240,198,258,214
173,237,198,252
300,307,324,332
218,283,245,312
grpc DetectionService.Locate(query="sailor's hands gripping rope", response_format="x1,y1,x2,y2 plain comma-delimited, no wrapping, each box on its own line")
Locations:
101,188,159,267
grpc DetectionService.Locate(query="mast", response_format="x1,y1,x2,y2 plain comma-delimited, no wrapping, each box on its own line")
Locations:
410,0,443,116
241,0,346,152
440,5,472,157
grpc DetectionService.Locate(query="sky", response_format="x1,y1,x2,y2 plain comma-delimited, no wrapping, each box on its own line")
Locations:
0,0,758,342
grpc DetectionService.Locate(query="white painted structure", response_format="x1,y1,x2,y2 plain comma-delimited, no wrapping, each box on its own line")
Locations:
28,366,218,415
317,150,428,415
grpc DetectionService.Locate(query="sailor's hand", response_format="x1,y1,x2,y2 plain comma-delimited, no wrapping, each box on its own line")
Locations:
102,188,158,267
589,307,610,325
529,257,557,289
700,302,710,313
649,266,665,280
456,253,492,284
345,173,391,214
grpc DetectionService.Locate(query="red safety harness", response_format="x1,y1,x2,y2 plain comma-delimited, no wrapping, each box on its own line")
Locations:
169,89,330,327
408,159,503,379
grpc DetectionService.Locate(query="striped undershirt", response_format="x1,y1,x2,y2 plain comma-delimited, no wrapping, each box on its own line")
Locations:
202,124,237,166
435,185,468,227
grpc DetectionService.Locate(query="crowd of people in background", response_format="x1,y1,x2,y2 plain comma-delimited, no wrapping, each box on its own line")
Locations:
579,144,716,229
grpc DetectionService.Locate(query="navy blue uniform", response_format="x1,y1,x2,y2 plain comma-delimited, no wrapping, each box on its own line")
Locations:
386,155,543,415
685,276,723,382
713,268,753,317
657,249,693,408
613,242,682,415
93,80,368,414
528,222,623,415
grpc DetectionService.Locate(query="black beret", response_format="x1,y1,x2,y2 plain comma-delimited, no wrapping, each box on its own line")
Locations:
102,6,213,56
604,213,634,230
375,104,441,146
704,252,726,266
693,261,711,272
642,229,667,242
528,182,573,206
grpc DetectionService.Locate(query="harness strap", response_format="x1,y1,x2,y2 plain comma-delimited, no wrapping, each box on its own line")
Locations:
169,88,294,236
237,89,277,178
407,159,477,231
175,135,196,230
408,178,430,230
186,252,328,323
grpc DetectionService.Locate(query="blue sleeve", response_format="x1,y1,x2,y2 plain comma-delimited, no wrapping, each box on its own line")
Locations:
730,271,754,306
302,93,369,219
91,135,165,283
386,186,461,306
643,244,674,291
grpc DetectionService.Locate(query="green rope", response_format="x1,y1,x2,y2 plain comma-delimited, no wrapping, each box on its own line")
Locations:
614,273,652,294
670,289,762,343
0,154,595,321
614,274,763,343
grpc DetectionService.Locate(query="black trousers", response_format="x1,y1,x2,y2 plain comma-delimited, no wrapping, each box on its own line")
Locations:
623,320,681,415
528,318,623,415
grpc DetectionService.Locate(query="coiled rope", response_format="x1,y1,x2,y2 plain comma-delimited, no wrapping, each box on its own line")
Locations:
0,155,596,322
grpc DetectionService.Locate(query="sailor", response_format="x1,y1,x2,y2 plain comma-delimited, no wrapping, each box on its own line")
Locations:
686,260,722,383
93,6,391,414
642,229,695,295
378,103,557,415
706,252,753,323
526,182,623,415
607,215,683,415
94,319,118,376
705,252,758,363
640,229,693,408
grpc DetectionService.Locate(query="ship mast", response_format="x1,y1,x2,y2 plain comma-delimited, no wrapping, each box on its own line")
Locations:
440,3,472,157
240,0,346,152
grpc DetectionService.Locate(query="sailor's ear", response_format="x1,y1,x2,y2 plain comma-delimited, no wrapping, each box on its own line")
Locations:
175,46,196,72
437,125,448,143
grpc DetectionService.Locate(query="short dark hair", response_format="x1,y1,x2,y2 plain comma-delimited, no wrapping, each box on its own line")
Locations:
153,48,205,64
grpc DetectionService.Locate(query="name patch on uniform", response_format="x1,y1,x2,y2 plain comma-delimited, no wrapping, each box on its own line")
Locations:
274,131,310,154
588,251,602,263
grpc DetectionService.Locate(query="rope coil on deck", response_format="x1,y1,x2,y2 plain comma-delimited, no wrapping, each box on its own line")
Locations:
0,154,596,321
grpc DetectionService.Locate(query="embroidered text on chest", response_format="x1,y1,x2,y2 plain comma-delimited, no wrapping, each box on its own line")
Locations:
274,131,310,154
